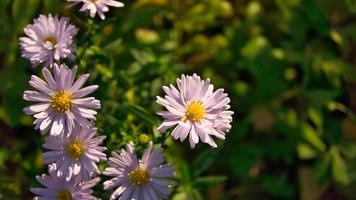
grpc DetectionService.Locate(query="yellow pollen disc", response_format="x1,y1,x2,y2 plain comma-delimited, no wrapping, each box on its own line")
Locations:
183,101,205,122
66,141,85,160
56,189,72,200
44,36,57,45
129,168,150,186
89,0,97,2
138,134,150,144
51,91,73,112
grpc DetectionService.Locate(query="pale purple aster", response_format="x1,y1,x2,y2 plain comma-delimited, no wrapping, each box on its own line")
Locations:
43,126,107,182
19,14,78,67
103,142,175,200
23,63,101,136
31,165,100,200
68,0,124,20
156,73,234,148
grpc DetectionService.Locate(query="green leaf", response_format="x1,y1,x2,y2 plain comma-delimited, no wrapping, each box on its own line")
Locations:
96,64,113,79
308,108,323,130
1,60,28,126
194,176,227,186
302,0,329,35
125,104,157,125
42,0,61,13
104,38,122,52
240,36,268,58
305,89,339,109
346,0,356,12
229,144,262,180
172,192,190,200
191,148,219,177
0,0,11,11
314,153,331,183
262,175,294,198
172,189,203,200
330,146,349,185
12,0,41,32
301,123,326,152
297,143,318,160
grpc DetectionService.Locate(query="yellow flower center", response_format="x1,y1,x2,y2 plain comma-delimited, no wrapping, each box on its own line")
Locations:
51,91,73,112
66,141,85,160
89,0,97,3
56,189,72,200
138,134,150,144
44,36,57,46
129,168,150,186
182,101,205,122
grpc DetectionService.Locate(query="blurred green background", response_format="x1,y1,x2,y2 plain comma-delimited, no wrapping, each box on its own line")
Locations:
1,0,356,199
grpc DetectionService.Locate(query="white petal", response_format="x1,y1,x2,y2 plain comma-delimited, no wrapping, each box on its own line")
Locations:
72,85,98,98
189,125,199,148
157,120,179,131
50,116,64,136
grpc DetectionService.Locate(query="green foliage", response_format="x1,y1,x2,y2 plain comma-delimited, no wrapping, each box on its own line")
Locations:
1,0,356,199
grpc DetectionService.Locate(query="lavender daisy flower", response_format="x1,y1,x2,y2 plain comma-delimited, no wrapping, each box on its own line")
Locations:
31,165,100,200
68,0,124,20
156,74,234,148
103,142,174,200
23,63,101,136
43,126,107,181
19,14,78,67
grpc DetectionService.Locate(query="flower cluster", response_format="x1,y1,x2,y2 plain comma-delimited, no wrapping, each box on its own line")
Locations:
20,2,233,200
